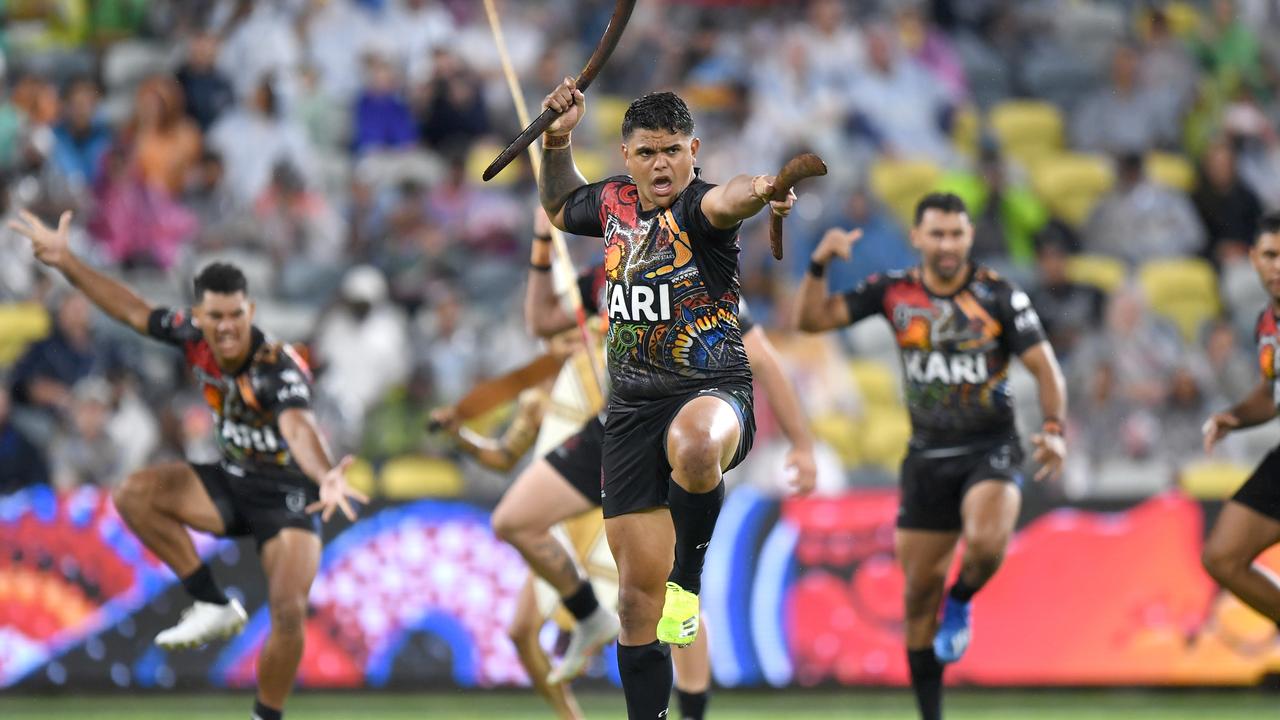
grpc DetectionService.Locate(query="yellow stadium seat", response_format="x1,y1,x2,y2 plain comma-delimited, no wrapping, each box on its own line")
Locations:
346,457,377,499
467,141,518,186
848,359,901,409
1179,460,1250,499
380,456,465,499
1065,253,1128,294
811,413,862,468
951,105,980,161
869,159,942,228
1030,153,1114,227
0,302,51,366
1138,257,1220,342
988,100,1065,168
1136,2,1202,40
1146,152,1196,193
591,95,632,143
860,406,912,473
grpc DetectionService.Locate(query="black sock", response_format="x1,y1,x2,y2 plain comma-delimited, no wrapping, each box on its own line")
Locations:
562,580,600,621
617,641,673,720
676,688,708,720
667,479,725,595
949,577,979,603
907,648,943,720
252,698,282,720
181,563,229,605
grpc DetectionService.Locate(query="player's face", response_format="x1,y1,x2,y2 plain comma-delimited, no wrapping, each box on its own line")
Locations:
195,291,255,366
912,209,973,281
621,130,699,210
1251,232,1280,300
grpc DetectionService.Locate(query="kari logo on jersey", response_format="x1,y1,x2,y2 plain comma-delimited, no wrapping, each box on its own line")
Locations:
903,350,989,384
221,421,281,453
608,283,672,322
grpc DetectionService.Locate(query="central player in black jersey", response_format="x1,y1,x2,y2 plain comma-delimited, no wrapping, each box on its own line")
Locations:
793,194,1067,720
10,211,365,720
537,79,796,719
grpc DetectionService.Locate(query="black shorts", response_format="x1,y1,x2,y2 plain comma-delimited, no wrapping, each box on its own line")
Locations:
601,382,755,519
192,462,321,550
1232,448,1280,522
545,416,606,506
898,438,1024,532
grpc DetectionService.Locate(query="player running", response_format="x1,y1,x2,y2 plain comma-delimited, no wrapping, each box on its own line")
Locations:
536,80,796,718
9,211,365,720
792,193,1067,720
1202,211,1280,632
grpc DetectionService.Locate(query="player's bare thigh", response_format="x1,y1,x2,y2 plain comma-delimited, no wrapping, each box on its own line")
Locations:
115,461,226,536
260,528,322,602
1205,501,1280,567
960,479,1021,546
493,458,596,535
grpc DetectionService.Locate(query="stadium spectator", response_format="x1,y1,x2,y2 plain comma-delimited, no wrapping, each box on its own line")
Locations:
207,77,313,207
0,384,48,494
9,292,98,433
49,377,123,490
1193,137,1264,265
352,48,417,155
313,265,410,446
175,30,236,133
1083,153,1206,264
50,76,111,190
1029,234,1106,364
1073,44,1179,155
415,48,489,153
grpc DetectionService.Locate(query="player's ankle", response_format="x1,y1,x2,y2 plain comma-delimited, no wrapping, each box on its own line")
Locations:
252,698,282,720
562,579,600,621
181,563,229,606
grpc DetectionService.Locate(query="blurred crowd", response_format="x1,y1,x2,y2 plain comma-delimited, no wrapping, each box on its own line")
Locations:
2,0,1280,501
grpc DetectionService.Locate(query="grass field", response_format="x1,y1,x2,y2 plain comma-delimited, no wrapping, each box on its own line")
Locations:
2,690,1276,719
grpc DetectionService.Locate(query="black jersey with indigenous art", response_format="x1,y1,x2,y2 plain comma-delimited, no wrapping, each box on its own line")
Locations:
1255,308,1280,407
148,308,314,479
561,172,752,401
842,266,1046,446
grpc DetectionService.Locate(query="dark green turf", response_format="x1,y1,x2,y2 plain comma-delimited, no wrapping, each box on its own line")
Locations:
1,689,1275,719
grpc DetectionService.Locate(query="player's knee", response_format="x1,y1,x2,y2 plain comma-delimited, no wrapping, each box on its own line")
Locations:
491,505,520,543
668,434,724,488
268,595,308,635
903,578,945,620
965,534,1008,575
507,615,539,645
111,473,150,518
1201,543,1241,583
616,583,659,632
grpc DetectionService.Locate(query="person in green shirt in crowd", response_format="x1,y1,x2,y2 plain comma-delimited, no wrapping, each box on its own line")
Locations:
936,138,1048,269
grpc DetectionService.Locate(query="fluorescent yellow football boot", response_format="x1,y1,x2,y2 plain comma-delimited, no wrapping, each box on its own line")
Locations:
656,582,699,646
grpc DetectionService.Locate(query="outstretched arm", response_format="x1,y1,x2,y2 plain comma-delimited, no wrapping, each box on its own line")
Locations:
793,228,861,332
279,408,369,521
744,326,816,494
8,210,152,334
1204,378,1276,454
430,391,547,473
538,78,589,229
700,174,796,230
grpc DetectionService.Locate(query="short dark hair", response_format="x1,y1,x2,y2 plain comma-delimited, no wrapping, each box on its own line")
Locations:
913,192,969,226
194,262,248,300
621,92,694,139
1258,211,1280,241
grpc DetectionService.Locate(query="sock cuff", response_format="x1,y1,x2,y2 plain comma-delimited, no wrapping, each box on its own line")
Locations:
617,639,671,662
252,699,282,720
562,580,600,621
668,478,725,506
949,578,979,603
907,647,942,679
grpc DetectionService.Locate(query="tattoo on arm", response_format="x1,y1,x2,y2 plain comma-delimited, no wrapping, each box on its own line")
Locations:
540,147,588,215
